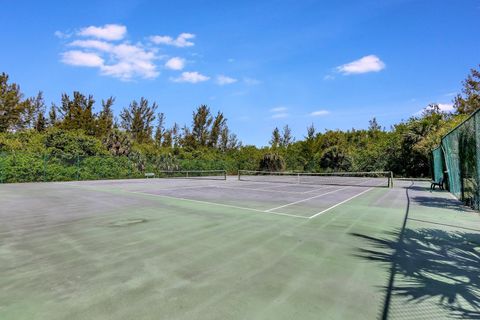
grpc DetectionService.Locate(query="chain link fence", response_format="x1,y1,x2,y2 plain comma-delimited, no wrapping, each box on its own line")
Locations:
432,109,480,209
0,152,230,183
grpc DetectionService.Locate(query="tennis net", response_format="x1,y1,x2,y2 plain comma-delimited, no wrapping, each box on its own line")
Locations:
238,170,393,187
157,170,227,180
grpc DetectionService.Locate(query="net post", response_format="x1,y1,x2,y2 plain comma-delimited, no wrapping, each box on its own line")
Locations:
389,171,394,188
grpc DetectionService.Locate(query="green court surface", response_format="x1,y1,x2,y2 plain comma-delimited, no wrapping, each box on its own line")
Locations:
0,178,479,319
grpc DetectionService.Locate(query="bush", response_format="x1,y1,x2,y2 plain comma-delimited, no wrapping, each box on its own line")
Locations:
259,153,285,172
44,128,105,156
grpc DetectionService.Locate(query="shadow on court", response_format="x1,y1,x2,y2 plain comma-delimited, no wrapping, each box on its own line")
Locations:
412,195,471,212
350,182,480,319
352,229,480,319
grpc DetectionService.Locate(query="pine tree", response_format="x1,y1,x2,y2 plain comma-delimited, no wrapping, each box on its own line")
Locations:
35,113,47,132
306,123,316,140
208,111,226,147
368,117,382,132
191,105,213,147
48,104,58,126
454,66,480,114
0,72,26,132
280,124,293,147
120,97,157,143
227,132,241,149
219,127,229,151
57,92,96,135
171,123,181,147
97,97,115,137
269,127,281,149
161,129,173,148
154,112,166,146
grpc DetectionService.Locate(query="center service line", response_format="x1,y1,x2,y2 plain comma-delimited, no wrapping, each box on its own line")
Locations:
265,186,350,212
308,187,374,219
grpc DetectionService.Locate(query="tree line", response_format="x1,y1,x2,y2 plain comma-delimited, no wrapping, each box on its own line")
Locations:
0,65,479,181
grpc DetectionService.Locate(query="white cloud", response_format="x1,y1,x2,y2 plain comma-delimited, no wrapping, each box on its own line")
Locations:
337,55,385,75
438,103,455,112
78,24,127,41
100,43,158,80
216,75,237,85
310,110,330,116
69,40,113,52
270,107,288,113
244,77,261,85
58,25,202,81
271,113,289,119
323,74,335,81
150,33,195,47
269,107,289,119
61,50,104,67
416,103,455,116
62,39,159,80
165,57,186,70
54,30,71,39
171,71,209,83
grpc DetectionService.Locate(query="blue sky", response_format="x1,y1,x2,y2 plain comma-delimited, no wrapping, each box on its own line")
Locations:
1,0,479,146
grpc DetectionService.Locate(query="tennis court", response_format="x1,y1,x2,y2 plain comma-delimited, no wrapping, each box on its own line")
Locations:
1,172,479,319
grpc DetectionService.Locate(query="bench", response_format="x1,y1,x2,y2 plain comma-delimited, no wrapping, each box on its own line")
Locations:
145,172,155,179
430,177,444,190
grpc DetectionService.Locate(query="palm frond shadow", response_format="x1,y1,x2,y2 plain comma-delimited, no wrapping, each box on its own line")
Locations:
412,195,470,212
351,229,480,319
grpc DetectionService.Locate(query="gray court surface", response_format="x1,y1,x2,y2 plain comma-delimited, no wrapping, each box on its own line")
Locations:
0,177,479,319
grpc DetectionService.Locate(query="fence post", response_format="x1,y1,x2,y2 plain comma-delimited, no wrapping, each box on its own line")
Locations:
475,113,480,210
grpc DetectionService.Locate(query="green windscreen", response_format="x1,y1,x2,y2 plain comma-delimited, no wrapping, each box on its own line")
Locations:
431,146,444,183
432,109,480,209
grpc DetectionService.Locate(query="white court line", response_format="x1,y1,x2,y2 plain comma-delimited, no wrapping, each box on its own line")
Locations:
308,187,374,219
240,183,297,191
212,185,307,195
135,184,218,192
64,184,309,219
265,186,350,212
301,186,331,194
130,191,309,219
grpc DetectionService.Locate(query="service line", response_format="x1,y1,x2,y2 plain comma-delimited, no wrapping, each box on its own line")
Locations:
265,186,350,212
308,187,374,219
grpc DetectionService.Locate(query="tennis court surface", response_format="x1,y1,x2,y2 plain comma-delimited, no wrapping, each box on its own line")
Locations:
1,175,479,319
